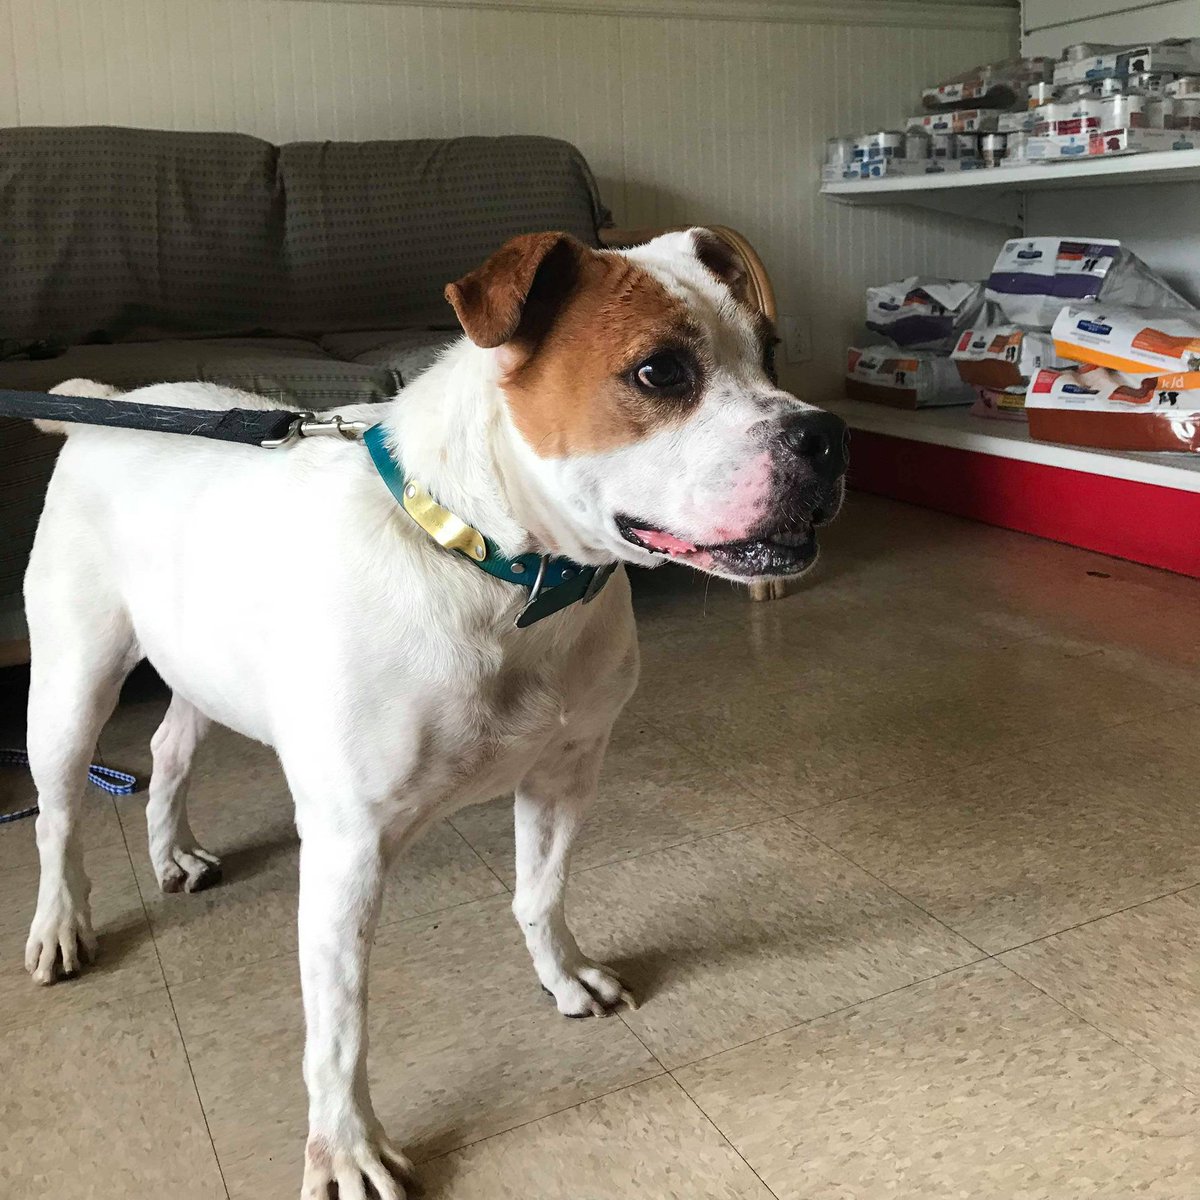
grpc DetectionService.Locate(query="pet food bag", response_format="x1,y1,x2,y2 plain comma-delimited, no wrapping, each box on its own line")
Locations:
1051,303,1200,380
865,278,988,351
1025,365,1200,451
970,385,1028,421
951,325,1071,389
846,346,976,409
985,238,1188,330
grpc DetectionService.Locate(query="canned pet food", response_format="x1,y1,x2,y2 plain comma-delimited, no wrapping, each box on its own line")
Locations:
1050,97,1102,135
1177,96,1200,130
1005,130,1029,162
981,132,1007,166
852,135,874,162
1027,82,1055,109
825,136,856,167
1144,96,1172,128
930,131,955,159
904,128,931,160
870,130,905,159
955,132,979,160
1101,94,1146,130
1130,72,1180,97
1166,76,1200,98
1096,76,1126,98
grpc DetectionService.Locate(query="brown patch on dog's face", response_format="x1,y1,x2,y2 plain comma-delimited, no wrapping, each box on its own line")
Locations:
505,248,707,457
447,234,707,458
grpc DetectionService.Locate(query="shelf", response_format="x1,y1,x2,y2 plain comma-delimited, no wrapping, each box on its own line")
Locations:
825,397,1200,494
821,149,1200,227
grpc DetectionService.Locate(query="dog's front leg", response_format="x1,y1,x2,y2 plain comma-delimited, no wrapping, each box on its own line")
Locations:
296,821,413,1200
513,737,635,1018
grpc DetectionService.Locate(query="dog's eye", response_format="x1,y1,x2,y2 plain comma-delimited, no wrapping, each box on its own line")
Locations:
634,352,689,391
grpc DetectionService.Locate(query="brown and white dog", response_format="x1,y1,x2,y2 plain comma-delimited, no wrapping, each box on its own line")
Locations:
21,229,846,1197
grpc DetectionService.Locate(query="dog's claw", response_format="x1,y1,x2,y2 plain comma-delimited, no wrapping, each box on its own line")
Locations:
543,960,635,1018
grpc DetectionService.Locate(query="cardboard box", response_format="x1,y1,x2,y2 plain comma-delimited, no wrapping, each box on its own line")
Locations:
952,325,1069,388
971,385,1028,421
905,110,1000,134
1026,134,1091,160
845,346,976,409
1089,128,1197,155
1052,304,1200,375
1025,365,1200,451
1053,42,1199,86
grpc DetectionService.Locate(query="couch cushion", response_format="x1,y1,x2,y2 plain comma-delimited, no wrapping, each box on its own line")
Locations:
319,329,459,384
0,338,399,405
279,136,609,333
0,126,287,344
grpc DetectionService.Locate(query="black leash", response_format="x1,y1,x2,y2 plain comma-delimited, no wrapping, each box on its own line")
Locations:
0,388,306,446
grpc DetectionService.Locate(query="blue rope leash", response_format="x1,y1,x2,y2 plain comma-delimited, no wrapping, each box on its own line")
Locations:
0,748,139,825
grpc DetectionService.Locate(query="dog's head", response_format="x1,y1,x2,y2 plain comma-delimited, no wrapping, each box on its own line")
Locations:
445,229,847,583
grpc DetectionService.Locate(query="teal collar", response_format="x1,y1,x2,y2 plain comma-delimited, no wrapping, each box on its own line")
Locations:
364,424,616,627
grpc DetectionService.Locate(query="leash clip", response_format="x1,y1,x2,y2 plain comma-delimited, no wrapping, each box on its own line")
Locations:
262,412,371,449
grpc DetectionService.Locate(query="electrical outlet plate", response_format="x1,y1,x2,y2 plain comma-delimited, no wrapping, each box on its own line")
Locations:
781,314,811,364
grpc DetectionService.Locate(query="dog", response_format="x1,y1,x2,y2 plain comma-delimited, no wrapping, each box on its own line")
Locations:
21,229,847,1198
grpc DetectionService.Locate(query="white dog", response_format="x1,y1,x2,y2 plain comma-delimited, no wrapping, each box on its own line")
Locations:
22,229,846,1198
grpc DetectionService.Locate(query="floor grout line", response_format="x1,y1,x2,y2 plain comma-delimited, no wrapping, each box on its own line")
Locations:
412,1071,671,1167
669,1072,783,1199
116,804,233,1200
444,817,512,895
992,958,1200,1099
660,955,992,1078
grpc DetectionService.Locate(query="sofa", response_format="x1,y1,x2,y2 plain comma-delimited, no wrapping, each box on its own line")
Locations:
0,126,777,661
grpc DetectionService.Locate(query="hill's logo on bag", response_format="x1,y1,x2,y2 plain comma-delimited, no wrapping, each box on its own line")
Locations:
1076,318,1113,336
1015,244,1043,260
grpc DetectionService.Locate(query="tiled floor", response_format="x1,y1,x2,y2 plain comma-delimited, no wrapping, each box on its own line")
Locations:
3,493,1200,1198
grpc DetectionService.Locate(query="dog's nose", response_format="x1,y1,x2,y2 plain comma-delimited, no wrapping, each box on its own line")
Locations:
780,411,849,483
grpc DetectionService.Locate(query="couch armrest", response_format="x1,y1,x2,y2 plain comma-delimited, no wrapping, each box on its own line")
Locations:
598,224,777,322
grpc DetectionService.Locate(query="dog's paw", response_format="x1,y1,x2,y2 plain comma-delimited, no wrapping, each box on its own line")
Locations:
302,1129,414,1200
24,891,98,985
544,960,636,1018
157,845,222,894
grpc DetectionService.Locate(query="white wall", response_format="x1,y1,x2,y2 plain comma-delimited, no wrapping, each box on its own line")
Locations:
1022,0,1200,56
0,0,1018,397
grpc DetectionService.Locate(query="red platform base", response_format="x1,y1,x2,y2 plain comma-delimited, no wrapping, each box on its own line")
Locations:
847,429,1200,579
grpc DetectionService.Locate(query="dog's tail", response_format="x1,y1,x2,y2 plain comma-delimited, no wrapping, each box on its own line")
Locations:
34,378,123,435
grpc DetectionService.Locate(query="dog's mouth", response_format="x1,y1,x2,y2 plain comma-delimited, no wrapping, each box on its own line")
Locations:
616,517,818,579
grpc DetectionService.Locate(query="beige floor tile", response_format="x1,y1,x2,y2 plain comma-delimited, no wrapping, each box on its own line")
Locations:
677,962,1200,1200
1003,886,1200,1092
420,1075,772,1200
800,709,1200,953
564,818,977,1068
137,812,505,985
450,715,776,883
104,713,506,984
656,636,1190,812
0,988,226,1200
0,839,165,1033
0,776,125,875
172,894,659,1198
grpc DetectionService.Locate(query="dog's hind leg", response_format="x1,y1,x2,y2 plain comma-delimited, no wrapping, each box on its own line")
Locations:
512,736,635,1018
146,694,222,893
23,607,140,985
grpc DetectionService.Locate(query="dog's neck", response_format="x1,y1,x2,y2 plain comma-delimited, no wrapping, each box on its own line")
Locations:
380,338,605,565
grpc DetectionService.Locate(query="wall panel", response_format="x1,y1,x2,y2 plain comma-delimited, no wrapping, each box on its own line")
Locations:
3,0,1017,394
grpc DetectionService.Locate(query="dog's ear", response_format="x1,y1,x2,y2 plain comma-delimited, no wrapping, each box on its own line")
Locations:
445,232,585,349
691,228,752,309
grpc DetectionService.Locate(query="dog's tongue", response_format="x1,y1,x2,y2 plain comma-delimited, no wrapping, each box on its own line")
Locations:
633,528,699,556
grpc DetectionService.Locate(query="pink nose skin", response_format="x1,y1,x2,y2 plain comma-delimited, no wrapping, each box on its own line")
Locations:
690,451,774,544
